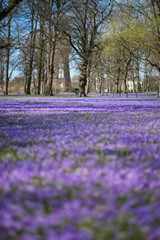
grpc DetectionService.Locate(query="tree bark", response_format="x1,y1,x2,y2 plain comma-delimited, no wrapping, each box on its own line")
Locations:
158,71,160,97
115,66,121,93
0,58,4,91
136,59,140,92
79,74,87,97
44,7,56,96
37,13,44,94
45,46,55,96
85,62,91,94
5,15,11,95
26,7,37,95
44,0,61,96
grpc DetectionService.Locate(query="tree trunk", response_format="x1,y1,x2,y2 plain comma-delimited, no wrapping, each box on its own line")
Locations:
26,40,33,94
5,15,11,95
45,17,56,96
79,75,87,97
45,47,55,96
45,15,56,96
85,62,91,94
143,60,147,92
124,75,127,93
44,0,59,96
136,59,140,92
0,64,4,92
98,74,102,94
37,54,43,94
37,11,44,95
78,59,87,97
116,66,121,93
158,71,160,97
26,7,36,95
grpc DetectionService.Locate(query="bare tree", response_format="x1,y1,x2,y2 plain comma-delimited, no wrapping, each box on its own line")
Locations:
63,0,114,96
4,10,11,95
43,0,70,96
26,4,37,94
0,47,5,91
36,8,44,94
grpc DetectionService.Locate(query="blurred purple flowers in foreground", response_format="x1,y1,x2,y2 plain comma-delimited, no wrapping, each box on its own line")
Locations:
0,97,160,240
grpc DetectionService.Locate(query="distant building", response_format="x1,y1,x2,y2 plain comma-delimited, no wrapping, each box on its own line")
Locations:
9,77,25,93
53,40,71,92
71,75,80,89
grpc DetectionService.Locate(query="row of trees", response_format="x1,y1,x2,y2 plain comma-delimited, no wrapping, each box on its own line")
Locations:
1,0,72,95
0,0,160,96
100,0,160,95
0,0,114,95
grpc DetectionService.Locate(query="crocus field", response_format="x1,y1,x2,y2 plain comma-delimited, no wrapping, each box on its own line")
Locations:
0,96,160,240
